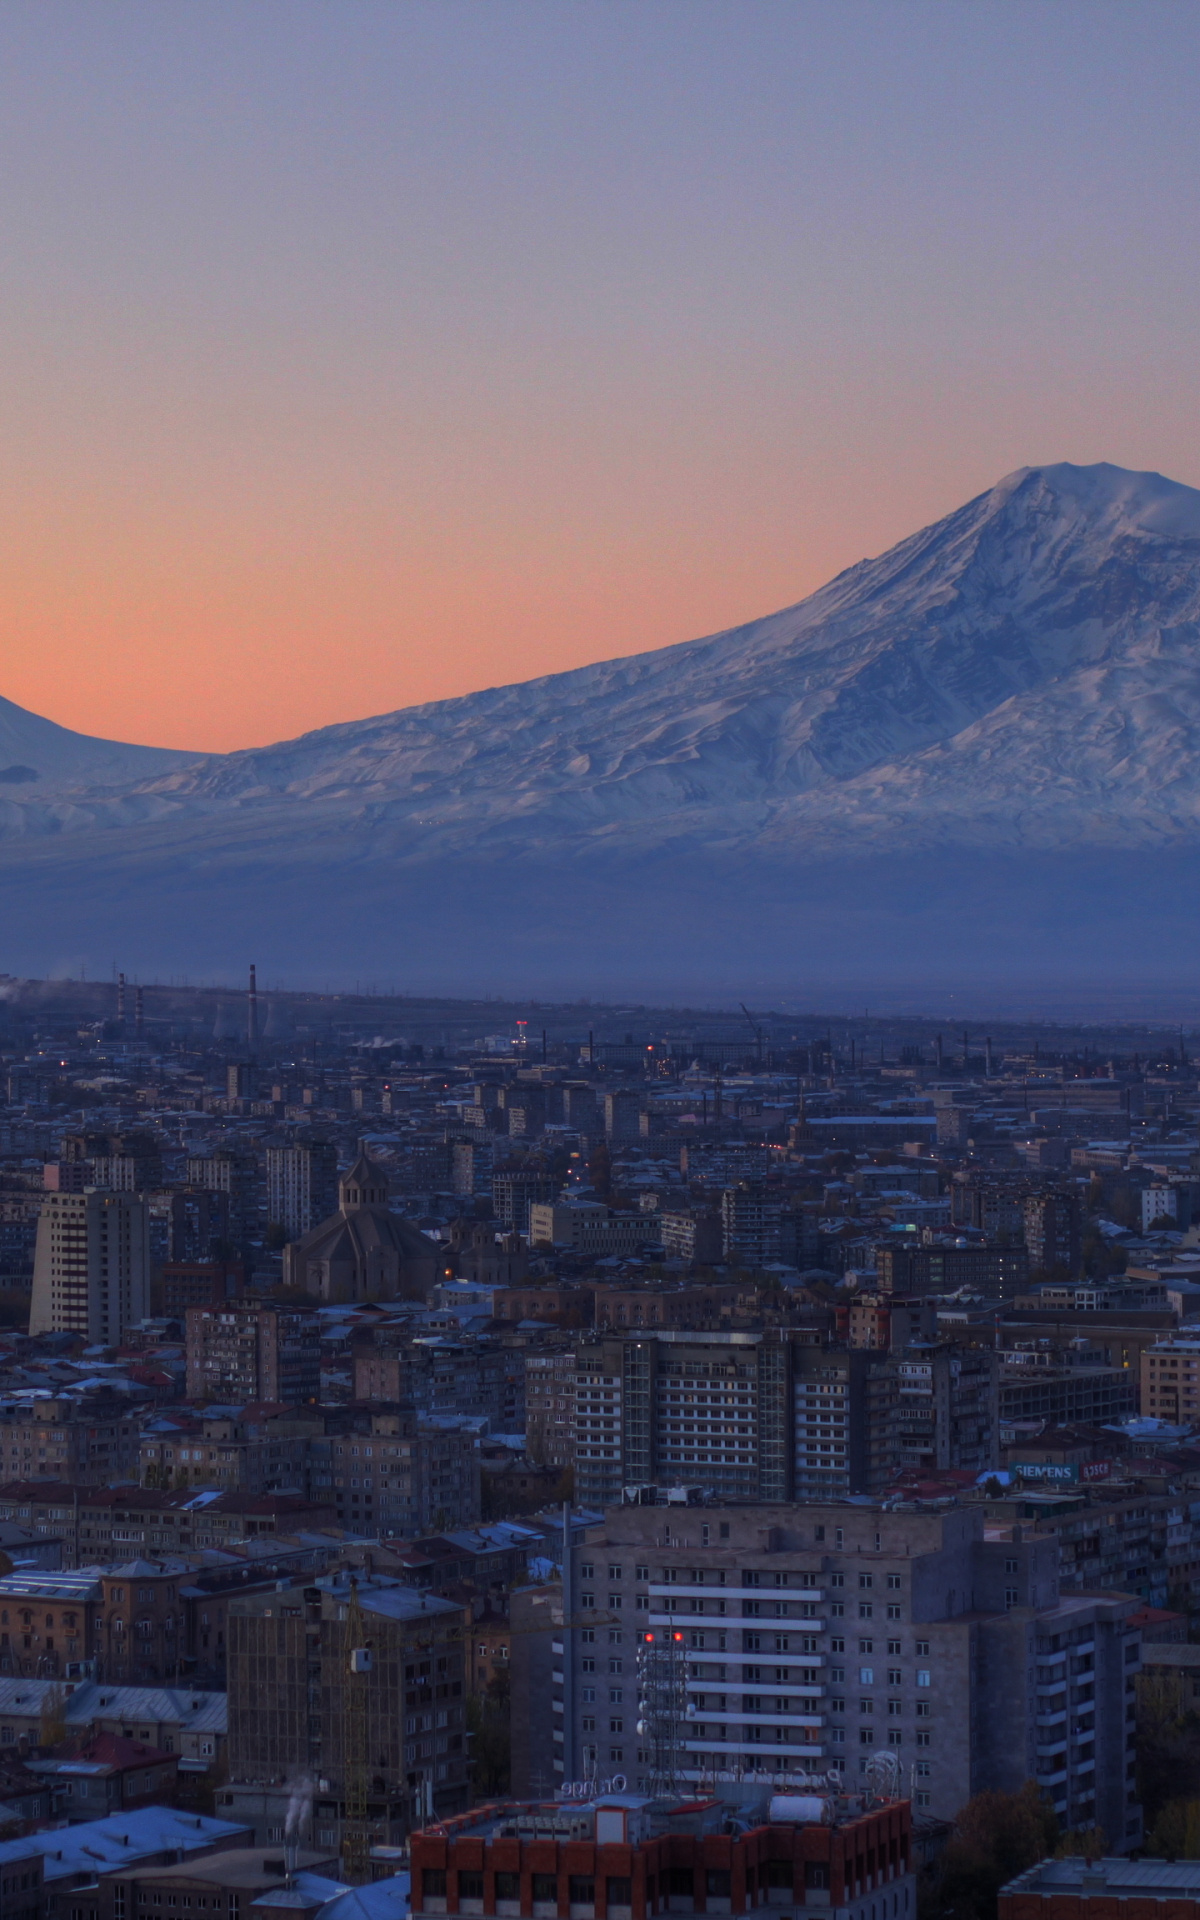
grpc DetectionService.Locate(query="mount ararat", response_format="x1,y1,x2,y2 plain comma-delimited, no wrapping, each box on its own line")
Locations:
6,460,1200,1000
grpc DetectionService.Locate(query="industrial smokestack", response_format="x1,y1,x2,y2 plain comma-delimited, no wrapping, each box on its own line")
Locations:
248,965,259,1048
135,987,144,1039
116,973,126,1026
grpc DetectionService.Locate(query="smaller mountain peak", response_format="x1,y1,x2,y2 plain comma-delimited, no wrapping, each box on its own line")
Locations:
987,459,1200,540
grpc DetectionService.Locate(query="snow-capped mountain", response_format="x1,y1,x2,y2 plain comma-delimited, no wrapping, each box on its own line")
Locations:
0,695,192,796
6,460,1200,994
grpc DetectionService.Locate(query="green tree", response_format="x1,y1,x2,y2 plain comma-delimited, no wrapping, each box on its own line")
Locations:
923,1783,1058,1920
465,1669,511,1799
1137,1673,1200,1824
1147,1800,1200,1859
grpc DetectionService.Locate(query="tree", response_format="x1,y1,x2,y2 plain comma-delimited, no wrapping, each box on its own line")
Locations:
923,1783,1058,1920
1137,1673,1200,1825
1147,1800,1200,1859
465,1669,511,1799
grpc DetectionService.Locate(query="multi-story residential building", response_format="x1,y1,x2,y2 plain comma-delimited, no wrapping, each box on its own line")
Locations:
574,1332,998,1510
984,1475,1198,1610
791,1346,892,1500
658,1211,724,1265
491,1170,557,1232
574,1332,794,1511
307,1407,480,1535
28,1190,150,1343
592,1283,742,1331
139,1406,323,1494
604,1091,642,1140
529,1202,651,1256
882,1344,998,1478
1141,1335,1200,1423
185,1148,260,1243
223,1571,469,1848
1024,1192,1082,1277
0,1392,141,1487
874,1242,1029,1298
543,1502,1141,1846
721,1183,782,1267
524,1349,577,1469
185,1299,321,1404
0,1558,188,1685
265,1139,338,1238
352,1332,525,1432
0,1483,338,1568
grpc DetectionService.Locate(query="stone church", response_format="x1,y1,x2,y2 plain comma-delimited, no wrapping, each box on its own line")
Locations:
282,1150,440,1303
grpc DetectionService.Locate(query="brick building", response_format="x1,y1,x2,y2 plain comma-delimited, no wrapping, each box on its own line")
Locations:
410,1789,913,1920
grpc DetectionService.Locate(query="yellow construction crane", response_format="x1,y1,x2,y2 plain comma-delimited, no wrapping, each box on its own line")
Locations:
341,1579,373,1884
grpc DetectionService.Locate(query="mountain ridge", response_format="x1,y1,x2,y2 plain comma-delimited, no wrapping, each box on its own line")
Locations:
6,459,1200,990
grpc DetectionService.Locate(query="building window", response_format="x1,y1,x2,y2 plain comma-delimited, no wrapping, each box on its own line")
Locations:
916,1669,930,1687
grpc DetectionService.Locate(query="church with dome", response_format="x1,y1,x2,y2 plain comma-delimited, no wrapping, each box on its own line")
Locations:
281,1149,440,1303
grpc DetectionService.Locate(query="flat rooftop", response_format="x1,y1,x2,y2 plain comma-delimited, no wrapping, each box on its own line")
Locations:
1005,1858,1200,1898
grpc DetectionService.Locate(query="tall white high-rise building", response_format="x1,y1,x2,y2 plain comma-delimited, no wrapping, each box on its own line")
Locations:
28,1190,150,1343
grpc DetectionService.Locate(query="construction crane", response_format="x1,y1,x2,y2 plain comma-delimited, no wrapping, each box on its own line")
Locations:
740,1004,765,1066
341,1579,373,1884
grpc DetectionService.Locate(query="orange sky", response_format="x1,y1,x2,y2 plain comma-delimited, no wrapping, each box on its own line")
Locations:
2,2,1200,753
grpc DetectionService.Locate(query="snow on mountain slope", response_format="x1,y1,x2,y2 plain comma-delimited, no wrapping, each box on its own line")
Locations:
0,695,195,793
6,460,1200,867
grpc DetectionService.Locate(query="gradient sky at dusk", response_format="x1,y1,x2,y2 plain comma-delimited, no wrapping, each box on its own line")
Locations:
3,1,1200,751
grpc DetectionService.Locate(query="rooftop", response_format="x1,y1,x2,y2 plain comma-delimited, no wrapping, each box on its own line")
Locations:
0,1805,248,1880
1004,1858,1200,1899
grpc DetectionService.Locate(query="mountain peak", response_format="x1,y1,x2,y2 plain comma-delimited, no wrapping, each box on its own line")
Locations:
987,459,1200,540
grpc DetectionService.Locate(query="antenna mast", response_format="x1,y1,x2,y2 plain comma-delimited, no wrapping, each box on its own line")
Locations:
637,1629,686,1798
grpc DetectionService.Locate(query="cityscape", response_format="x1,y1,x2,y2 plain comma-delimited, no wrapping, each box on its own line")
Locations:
2,971,1200,1914
5,5,1200,1920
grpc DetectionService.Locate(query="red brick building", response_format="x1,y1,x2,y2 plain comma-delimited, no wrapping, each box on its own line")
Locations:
412,1791,912,1920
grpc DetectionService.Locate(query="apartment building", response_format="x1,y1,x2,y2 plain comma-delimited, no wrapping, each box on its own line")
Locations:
575,1333,998,1511
0,1559,188,1685
185,1300,321,1404
307,1407,480,1535
1024,1192,1083,1277
574,1332,792,1511
139,1407,323,1494
540,1502,1140,1846
524,1348,577,1469
1142,1336,1200,1422
28,1190,150,1343
529,1202,650,1257
0,1393,140,1487
720,1184,782,1267
265,1140,338,1238
874,1242,1029,1299
223,1571,469,1848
